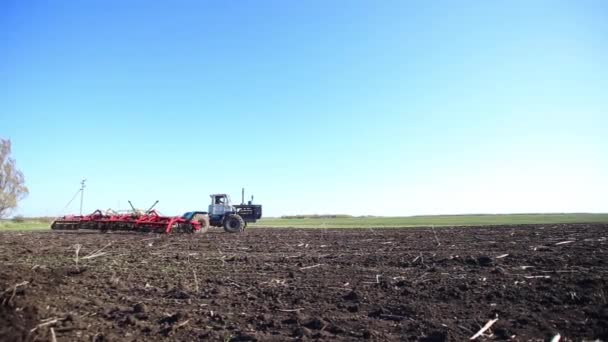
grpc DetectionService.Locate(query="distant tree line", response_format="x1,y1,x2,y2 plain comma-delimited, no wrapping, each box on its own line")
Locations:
280,214,354,219
9,216,55,223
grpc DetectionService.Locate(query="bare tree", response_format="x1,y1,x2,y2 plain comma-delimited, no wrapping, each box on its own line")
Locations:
0,139,29,218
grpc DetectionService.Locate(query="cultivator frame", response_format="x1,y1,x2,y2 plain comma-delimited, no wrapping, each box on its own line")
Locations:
51,209,208,234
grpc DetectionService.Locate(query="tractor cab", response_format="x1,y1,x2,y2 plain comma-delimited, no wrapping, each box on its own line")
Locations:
209,194,233,216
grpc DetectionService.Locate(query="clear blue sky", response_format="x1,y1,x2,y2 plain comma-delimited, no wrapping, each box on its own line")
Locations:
1,0,607,217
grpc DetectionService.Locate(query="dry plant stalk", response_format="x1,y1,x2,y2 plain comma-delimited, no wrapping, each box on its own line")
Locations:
193,270,199,293
555,241,574,245
30,317,63,333
50,327,57,342
299,264,322,270
431,225,441,246
175,319,190,329
278,308,303,312
83,242,112,259
2,281,29,306
550,333,561,342
470,318,498,340
73,244,81,264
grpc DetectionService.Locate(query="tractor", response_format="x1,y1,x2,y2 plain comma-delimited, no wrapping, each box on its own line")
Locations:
182,193,262,233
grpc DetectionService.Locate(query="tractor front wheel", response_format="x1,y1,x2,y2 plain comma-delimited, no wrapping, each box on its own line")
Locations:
223,214,245,233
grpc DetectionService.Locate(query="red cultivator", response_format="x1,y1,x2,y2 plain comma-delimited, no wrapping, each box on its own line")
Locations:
51,209,209,234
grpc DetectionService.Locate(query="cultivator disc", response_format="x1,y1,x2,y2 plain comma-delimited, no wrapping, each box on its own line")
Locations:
51,209,207,234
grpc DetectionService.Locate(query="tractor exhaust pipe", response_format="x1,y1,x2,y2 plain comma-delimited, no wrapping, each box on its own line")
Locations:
242,188,254,205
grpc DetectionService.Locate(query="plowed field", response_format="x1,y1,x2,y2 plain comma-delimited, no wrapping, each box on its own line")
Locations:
1,224,607,341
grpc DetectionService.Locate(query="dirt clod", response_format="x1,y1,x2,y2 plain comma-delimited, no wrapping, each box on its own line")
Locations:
343,290,359,302
133,303,146,313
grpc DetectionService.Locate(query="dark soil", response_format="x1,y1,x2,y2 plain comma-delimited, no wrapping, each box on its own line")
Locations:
1,224,607,341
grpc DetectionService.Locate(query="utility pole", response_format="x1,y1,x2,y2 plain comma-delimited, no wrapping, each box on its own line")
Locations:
79,179,86,215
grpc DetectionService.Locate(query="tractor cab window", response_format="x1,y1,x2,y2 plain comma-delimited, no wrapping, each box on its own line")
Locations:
215,197,225,205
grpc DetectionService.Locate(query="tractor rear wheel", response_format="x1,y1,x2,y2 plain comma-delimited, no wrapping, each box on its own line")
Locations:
223,214,245,233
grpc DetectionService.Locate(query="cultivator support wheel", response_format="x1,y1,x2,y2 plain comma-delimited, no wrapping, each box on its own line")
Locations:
192,213,210,234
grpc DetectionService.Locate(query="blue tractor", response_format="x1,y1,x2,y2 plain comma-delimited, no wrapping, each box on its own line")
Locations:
182,190,262,233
